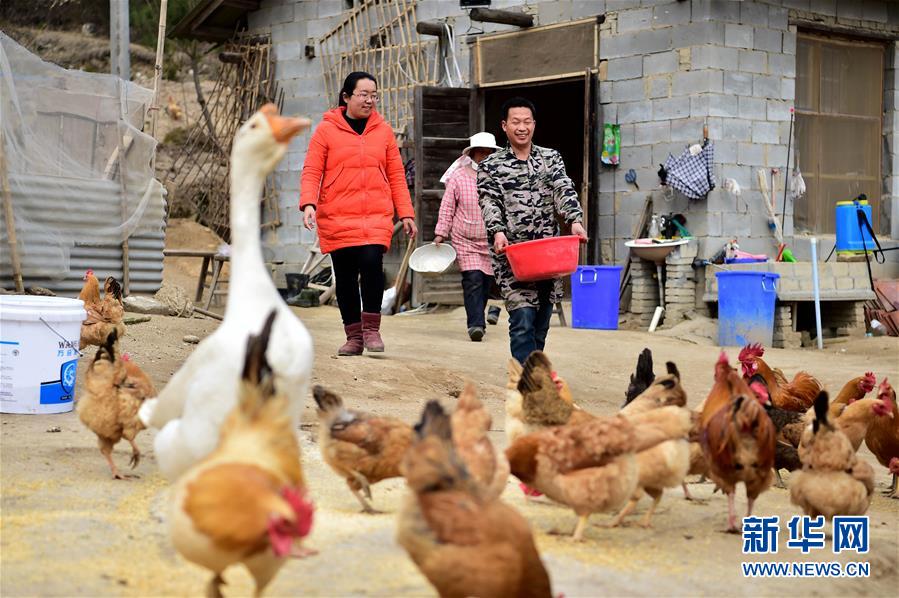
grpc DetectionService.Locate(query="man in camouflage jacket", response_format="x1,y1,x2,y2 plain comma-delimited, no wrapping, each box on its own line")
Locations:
477,97,587,364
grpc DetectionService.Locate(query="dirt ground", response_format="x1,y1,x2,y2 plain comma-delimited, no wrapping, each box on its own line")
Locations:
2,295,898,596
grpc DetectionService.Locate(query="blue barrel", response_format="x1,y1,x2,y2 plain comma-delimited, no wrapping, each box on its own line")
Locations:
716,271,779,347
571,266,622,330
835,200,875,252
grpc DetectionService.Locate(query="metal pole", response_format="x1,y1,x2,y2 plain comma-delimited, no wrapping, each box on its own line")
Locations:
810,237,823,350
110,0,130,80
110,0,119,77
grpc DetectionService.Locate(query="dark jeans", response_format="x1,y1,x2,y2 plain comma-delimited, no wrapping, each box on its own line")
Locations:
508,282,554,363
331,244,385,325
461,270,494,329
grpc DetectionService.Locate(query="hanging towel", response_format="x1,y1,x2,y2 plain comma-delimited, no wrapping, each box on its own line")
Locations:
439,155,475,184
663,142,716,200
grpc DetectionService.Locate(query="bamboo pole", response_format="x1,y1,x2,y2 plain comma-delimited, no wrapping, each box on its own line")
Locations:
0,129,24,292
149,0,168,145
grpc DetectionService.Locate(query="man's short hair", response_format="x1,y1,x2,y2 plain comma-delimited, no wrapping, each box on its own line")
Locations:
501,97,536,121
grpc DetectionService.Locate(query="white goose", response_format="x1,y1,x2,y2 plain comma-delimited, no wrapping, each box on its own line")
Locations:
140,104,313,481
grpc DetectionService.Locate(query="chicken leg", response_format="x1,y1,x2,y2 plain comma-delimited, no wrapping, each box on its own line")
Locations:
606,497,639,528
127,437,141,469
746,496,756,517
348,472,381,514
206,573,224,598
883,473,898,499
639,488,663,528
99,438,123,480
726,491,739,533
572,515,590,542
774,469,787,489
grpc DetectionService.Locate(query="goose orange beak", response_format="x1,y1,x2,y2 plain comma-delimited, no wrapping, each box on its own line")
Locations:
261,103,311,143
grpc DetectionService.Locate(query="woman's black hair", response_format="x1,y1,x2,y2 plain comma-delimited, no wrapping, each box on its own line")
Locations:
339,71,378,107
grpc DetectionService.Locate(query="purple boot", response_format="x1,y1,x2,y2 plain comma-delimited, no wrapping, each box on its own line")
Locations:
361,312,385,352
338,322,364,356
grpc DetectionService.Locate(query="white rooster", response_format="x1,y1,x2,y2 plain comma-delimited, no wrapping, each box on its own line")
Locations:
140,105,313,481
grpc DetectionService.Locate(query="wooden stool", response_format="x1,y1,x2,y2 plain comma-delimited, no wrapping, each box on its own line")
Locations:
204,255,285,310
162,249,218,302
553,302,567,327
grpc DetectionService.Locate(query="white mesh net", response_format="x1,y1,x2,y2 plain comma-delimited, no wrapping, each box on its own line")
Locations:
0,32,165,286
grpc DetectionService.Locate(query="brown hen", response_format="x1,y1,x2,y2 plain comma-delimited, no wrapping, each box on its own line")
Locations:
701,352,776,532
397,401,552,598
313,385,413,513
77,328,155,479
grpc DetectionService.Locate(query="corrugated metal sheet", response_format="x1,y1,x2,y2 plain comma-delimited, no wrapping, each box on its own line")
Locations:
1,173,166,295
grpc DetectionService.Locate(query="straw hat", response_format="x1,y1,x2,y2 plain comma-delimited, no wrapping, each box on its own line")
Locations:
462,132,501,156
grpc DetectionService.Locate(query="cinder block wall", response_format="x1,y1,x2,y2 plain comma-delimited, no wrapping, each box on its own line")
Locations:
599,0,899,269
247,0,604,282
247,0,899,285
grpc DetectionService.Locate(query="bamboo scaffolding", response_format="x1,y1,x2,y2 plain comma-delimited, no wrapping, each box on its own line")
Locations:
318,0,438,137
163,36,282,241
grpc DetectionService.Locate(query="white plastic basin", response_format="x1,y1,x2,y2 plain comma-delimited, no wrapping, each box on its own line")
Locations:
409,243,457,275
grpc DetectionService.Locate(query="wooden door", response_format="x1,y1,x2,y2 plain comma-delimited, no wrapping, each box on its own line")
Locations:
412,86,473,306
795,33,884,233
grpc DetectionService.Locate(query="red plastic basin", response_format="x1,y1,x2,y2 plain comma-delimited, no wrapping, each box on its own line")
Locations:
504,236,581,282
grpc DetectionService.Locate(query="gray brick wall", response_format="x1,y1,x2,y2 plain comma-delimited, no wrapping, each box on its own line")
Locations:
245,0,899,282
598,0,899,286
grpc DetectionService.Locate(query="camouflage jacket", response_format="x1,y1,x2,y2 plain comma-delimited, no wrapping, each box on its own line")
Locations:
477,144,583,311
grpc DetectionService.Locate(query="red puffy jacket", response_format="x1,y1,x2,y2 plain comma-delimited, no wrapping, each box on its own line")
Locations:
299,107,414,253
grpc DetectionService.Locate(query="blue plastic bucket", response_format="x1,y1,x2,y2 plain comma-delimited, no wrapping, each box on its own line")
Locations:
716,271,779,347
571,265,622,330
835,200,875,252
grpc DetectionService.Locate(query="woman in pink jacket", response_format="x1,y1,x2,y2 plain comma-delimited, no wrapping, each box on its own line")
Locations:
300,72,416,356
433,132,502,341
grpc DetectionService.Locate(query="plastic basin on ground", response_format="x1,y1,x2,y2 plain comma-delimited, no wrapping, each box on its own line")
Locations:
504,236,580,282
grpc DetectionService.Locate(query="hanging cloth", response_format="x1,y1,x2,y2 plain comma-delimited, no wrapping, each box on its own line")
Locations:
440,155,475,184
663,142,716,200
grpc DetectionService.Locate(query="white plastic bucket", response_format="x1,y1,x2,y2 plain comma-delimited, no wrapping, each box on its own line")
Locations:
0,296,86,414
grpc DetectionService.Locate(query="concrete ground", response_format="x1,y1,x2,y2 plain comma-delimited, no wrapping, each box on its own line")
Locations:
2,305,898,597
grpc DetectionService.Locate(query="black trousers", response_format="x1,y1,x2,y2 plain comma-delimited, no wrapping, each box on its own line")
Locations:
331,244,385,325
461,270,494,329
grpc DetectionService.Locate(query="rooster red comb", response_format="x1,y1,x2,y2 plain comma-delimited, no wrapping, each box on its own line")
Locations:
859,372,876,392
716,352,731,369
714,352,730,381
738,343,764,363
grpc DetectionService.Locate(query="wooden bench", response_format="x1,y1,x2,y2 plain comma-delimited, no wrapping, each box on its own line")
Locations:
163,249,219,303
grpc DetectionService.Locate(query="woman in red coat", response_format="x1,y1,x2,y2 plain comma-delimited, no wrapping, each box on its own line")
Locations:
300,72,416,355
